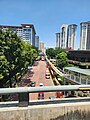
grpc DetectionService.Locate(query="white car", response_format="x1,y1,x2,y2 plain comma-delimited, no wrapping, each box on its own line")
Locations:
28,66,33,70
39,83,43,86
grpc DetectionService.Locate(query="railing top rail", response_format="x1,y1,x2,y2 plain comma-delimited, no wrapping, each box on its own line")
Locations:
45,57,66,77
0,85,90,94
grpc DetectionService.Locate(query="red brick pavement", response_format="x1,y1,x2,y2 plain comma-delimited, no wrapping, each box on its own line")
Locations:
29,60,56,100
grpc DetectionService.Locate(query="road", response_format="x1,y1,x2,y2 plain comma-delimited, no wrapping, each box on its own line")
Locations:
29,60,55,100
10,60,55,101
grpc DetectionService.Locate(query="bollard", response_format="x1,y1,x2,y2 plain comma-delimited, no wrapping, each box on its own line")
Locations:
19,92,29,107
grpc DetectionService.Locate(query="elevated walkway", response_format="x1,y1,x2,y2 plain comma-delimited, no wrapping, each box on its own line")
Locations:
0,98,90,120
45,56,90,85
64,67,90,85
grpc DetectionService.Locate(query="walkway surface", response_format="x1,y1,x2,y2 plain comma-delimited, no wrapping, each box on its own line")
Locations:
10,60,55,101
29,60,55,100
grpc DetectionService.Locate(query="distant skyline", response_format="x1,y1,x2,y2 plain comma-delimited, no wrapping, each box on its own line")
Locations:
0,0,90,49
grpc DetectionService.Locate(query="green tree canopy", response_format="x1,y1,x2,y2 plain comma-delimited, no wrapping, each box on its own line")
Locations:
0,30,38,88
31,46,38,62
56,52,68,69
55,47,67,55
46,47,67,59
46,48,56,59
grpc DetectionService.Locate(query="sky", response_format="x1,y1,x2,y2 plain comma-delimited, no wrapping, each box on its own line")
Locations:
0,0,90,49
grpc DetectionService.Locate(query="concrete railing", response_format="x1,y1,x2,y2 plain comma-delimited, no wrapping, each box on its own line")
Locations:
0,85,90,107
45,56,64,76
45,56,90,85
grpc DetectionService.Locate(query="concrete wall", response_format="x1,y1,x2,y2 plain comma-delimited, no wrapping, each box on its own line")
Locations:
0,101,90,120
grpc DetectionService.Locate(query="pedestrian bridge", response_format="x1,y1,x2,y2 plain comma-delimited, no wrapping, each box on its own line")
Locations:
0,97,90,120
0,86,90,119
45,57,90,85
64,67,90,85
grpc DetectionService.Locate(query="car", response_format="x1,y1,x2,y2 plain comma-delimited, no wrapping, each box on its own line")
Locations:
30,81,36,87
39,83,43,86
49,96,56,99
28,66,33,70
45,72,50,79
38,92,44,100
38,83,44,99
56,91,63,98
45,69,50,79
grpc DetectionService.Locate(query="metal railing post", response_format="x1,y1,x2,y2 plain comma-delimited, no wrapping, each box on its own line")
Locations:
18,92,29,107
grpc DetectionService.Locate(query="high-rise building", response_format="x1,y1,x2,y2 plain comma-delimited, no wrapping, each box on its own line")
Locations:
40,42,44,53
68,24,77,50
61,24,69,49
0,24,36,46
56,33,61,48
35,36,39,49
60,24,77,50
80,21,90,50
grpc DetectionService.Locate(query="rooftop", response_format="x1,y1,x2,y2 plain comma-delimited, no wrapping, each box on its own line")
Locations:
0,24,36,34
0,25,22,28
64,67,90,76
80,21,90,25
68,50,90,52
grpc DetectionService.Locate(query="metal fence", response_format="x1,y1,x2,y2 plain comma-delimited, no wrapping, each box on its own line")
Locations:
0,85,90,107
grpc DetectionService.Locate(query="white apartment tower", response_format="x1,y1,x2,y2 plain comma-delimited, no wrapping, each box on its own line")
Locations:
0,24,36,46
61,24,68,48
80,21,90,50
56,33,61,47
68,24,77,50
60,24,77,50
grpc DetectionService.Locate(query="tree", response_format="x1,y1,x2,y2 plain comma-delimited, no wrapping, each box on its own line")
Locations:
0,30,10,87
31,46,38,63
46,47,67,59
0,55,9,87
46,48,56,59
0,30,25,87
0,30,38,88
56,52,68,69
55,47,67,56
21,42,32,68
